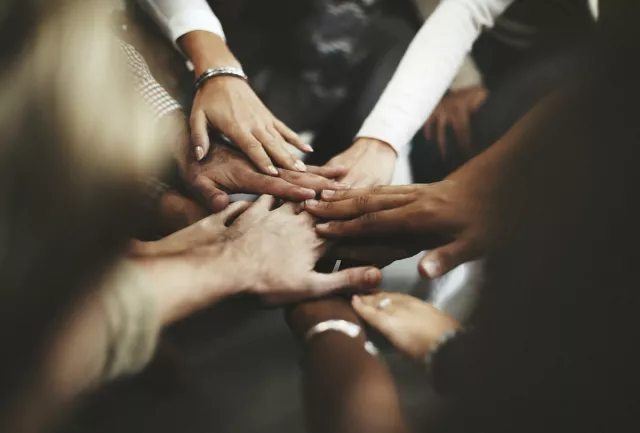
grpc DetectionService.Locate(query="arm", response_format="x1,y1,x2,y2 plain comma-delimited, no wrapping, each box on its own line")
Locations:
136,0,310,175
135,0,225,45
287,298,410,433
357,0,513,154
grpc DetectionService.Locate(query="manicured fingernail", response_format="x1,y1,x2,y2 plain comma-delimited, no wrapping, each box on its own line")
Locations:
421,260,441,278
316,223,330,230
305,199,318,207
194,146,205,161
322,190,335,198
365,269,380,284
334,183,351,190
268,165,279,175
294,160,307,172
304,144,314,152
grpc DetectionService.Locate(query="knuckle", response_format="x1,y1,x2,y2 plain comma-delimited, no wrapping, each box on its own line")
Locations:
355,194,371,208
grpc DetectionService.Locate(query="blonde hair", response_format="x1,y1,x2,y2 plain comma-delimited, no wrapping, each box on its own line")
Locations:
0,0,171,424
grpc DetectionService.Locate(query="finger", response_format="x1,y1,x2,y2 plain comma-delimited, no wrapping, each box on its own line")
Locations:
424,116,435,140
254,128,306,172
316,209,410,238
436,112,448,158
351,295,395,335
217,200,252,225
279,170,350,193
192,177,230,212
307,165,348,179
232,130,279,176
320,185,419,201
243,171,316,200
279,201,306,215
419,239,477,279
451,111,472,156
190,111,210,161
274,119,313,153
306,266,382,296
243,194,277,218
304,194,412,220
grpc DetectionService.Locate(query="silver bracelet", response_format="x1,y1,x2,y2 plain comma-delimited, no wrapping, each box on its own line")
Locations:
193,67,248,93
304,320,379,356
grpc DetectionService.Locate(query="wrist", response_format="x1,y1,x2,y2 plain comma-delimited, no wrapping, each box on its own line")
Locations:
354,137,398,159
286,297,361,341
131,246,240,326
179,30,241,77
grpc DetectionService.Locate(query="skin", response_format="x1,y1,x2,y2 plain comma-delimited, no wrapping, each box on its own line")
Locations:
171,112,350,212
324,138,398,188
48,197,383,406
352,292,460,362
179,31,311,175
305,95,549,278
287,298,410,433
424,85,489,158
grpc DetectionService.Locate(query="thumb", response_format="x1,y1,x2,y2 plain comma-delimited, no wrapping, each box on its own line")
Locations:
351,295,392,334
193,177,230,212
419,239,476,279
307,266,382,297
190,111,210,161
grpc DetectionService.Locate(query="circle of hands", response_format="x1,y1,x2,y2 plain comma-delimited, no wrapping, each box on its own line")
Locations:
154,80,487,359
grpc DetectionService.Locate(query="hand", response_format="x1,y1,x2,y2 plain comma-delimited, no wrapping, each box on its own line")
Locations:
424,86,488,158
153,191,209,236
227,196,382,304
134,197,382,323
325,138,397,188
191,76,312,174
326,239,423,269
180,139,350,212
352,292,460,362
304,181,487,278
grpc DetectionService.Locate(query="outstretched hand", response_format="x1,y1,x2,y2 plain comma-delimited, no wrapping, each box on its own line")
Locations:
304,181,486,278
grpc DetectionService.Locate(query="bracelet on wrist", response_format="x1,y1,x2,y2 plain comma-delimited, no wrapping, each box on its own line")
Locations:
304,320,379,356
193,67,248,93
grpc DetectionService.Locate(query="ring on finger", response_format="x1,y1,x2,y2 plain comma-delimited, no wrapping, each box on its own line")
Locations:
377,298,392,310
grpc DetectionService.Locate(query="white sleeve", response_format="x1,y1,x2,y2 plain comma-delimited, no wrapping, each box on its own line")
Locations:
357,0,513,153
136,0,225,44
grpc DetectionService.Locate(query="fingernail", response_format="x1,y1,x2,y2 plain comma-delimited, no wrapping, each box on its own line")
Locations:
322,190,335,198
334,183,351,190
268,165,279,175
365,269,380,284
301,188,316,197
195,146,205,161
294,160,307,172
304,144,314,152
305,199,318,207
421,260,441,278
316,223,330,230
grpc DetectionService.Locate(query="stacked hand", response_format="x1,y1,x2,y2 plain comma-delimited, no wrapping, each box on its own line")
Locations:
191,76,313,175
304,181,487,278
324,138,397,188
173,114,350,212
136,195,383,323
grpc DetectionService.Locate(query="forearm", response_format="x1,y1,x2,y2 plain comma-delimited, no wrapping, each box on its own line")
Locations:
288,298,410,433
178,30,241,76
135,0,225,46
357,0,512,153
